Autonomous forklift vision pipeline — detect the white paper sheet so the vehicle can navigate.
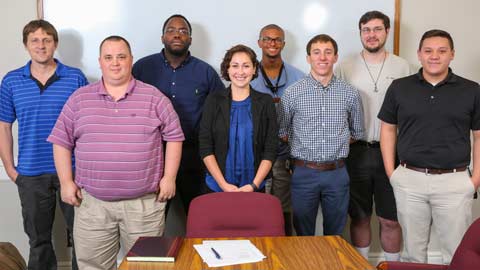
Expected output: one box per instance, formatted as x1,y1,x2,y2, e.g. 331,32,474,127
194,240,266,267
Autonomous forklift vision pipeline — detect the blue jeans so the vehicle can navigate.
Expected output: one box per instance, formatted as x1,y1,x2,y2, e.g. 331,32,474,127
291,165,349,236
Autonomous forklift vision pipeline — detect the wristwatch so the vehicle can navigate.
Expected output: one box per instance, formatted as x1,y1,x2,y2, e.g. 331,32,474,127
250,183,259,192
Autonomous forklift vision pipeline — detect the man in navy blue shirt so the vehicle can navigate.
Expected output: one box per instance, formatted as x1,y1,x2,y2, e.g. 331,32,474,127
132,14,224,216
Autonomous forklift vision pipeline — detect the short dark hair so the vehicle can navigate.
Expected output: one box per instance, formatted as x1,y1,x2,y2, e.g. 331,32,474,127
99,35,132,55
306,34,338,55
358,10,390,31
418,29,454,50
162,14,192,35
258,24,285,40
22,19,58,46
220,44,259,81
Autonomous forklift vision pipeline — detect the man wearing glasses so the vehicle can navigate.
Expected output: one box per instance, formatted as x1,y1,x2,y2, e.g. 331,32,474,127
251,24,304,236
133,14,224,218
335,11,410,261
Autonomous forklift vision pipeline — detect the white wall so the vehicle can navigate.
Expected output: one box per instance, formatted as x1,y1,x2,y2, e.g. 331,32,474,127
400,0,480,81
0,0,36,261
0,0,72,268
41,0,396,82
1,0,480,267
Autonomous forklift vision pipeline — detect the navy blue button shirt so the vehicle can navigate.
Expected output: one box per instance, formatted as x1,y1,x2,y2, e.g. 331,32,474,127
132,50,224,144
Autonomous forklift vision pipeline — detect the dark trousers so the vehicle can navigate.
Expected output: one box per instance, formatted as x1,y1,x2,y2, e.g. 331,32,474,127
291,165,349,236
346,143,398,220
166,145,204,217
16,174,77,270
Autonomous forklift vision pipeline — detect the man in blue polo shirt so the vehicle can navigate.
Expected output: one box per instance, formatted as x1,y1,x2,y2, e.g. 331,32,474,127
0,20,87,270
132,14,224,216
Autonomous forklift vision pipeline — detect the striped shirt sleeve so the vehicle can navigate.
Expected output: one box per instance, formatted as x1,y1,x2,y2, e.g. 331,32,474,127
47,93,78,149
0,75,16,123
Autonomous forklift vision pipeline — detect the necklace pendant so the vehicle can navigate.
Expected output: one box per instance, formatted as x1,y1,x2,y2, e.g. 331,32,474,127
374,85,378,92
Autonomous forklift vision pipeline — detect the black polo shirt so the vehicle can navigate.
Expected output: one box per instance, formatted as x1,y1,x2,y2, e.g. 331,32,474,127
378,68,480,168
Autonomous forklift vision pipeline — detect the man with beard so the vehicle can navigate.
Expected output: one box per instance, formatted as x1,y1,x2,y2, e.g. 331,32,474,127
335,11,410,261
132,14,224,217
250,24,304,235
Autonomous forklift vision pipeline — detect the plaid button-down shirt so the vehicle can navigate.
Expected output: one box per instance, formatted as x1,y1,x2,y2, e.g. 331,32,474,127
278,74,365,162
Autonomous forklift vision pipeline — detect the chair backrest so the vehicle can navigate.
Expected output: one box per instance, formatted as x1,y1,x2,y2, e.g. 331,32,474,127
186,192,285,238
0,242,26,270
449,217,480,270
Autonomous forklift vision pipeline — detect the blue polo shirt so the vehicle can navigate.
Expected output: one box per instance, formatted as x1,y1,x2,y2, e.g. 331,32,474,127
132,50,224,145
0,59,88,176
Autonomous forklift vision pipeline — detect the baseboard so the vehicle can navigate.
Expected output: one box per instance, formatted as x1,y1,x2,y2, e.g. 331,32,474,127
58,261,71,270
368,251,444,266
59,260,126,269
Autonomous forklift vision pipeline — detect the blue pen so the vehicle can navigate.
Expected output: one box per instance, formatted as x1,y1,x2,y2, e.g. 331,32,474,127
211,247,222,259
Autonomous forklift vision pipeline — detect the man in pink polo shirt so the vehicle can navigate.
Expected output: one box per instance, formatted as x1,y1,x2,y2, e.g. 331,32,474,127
48,35,184,269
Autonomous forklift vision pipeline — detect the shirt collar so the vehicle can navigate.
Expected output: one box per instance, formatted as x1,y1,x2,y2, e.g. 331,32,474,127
416,67,457,86
22,58,67,78
98,77,137,98
160,48,192,67
306,73,337,90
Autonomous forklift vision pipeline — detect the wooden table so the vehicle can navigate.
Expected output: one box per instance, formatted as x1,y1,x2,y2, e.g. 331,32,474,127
118,235,375,270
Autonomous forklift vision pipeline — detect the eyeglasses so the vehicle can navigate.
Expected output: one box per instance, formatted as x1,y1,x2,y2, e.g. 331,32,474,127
260,36,284,44
361,27,385,34
164,28,190,36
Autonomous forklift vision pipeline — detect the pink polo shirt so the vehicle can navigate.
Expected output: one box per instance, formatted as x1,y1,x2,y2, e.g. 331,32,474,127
48,78,184,201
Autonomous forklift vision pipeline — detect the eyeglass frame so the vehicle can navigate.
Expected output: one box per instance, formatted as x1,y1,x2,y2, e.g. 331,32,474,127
360,26,385,34
164,27,191,36
260,36,285,44
360,26,386,34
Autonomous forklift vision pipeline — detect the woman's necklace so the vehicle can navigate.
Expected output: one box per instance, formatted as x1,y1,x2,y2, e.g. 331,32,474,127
361,51,386,92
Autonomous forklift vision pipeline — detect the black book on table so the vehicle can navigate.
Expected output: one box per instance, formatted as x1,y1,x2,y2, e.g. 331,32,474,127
126,236,184,262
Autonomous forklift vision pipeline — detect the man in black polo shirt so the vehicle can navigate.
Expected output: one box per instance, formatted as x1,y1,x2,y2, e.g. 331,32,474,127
378,29,480,264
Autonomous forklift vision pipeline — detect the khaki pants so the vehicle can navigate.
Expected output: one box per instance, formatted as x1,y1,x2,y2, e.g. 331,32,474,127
390,165,474,263
74,192,166,270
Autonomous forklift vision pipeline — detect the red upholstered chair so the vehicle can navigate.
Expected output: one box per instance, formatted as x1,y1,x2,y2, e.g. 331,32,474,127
186,192,285,238
376,217,480,270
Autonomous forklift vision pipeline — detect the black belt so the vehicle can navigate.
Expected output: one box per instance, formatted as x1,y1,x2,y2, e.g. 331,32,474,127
354,140,380,148
294,159,345,171
400,161,468,175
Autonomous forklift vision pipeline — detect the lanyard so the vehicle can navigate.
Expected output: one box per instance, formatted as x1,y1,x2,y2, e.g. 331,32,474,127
259,62,285,95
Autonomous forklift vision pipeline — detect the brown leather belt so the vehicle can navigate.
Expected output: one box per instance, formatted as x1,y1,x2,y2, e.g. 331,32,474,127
400,161,467,175
294,159,345,171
